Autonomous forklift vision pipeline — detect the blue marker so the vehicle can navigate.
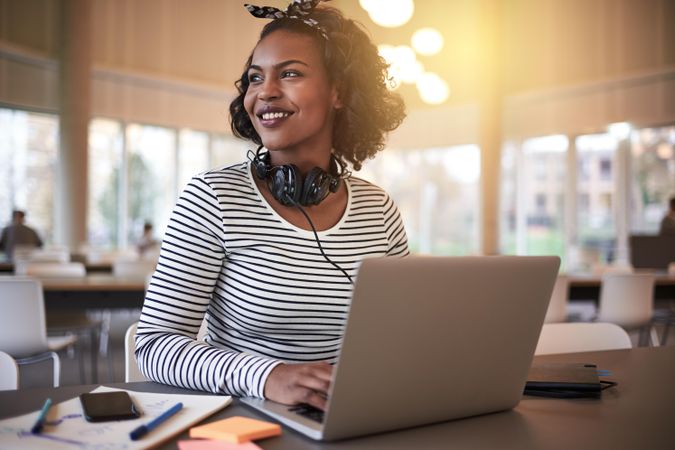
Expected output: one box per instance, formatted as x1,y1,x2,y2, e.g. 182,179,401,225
129,402,183,440
31,398,53,434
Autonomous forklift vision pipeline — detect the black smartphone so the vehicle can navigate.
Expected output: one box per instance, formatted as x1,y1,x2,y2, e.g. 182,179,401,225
79,391,141,422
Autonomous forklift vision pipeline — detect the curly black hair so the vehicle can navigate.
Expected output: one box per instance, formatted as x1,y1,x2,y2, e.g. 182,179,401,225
229,5,406,171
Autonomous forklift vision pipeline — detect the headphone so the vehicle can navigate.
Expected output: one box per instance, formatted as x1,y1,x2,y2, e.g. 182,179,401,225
251,146,347,207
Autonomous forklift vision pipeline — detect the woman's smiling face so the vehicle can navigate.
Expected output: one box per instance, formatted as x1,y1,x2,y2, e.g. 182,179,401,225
244,29,341,156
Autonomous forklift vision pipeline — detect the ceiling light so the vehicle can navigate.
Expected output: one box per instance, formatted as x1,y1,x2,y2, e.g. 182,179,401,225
657,143,673,160
363,0,414,28
416,72,450,105
411,28,444,56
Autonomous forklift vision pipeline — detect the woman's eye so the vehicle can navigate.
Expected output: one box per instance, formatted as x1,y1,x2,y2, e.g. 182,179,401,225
248,73,262,83
281,70,300,78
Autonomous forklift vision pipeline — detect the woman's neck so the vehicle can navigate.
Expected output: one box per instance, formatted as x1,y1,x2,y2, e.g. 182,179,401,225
267,146,333,175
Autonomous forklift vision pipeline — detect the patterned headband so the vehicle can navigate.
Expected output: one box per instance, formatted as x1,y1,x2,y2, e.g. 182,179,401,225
244,0,329,40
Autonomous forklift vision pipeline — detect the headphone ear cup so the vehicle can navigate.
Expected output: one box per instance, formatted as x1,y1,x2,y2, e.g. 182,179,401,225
269,165,302,206
300,167,330,206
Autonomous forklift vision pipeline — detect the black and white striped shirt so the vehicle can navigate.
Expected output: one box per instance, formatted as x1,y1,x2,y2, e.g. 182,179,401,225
136,161,409,397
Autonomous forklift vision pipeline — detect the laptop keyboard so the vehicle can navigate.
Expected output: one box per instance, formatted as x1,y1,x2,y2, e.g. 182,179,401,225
288,404,325,423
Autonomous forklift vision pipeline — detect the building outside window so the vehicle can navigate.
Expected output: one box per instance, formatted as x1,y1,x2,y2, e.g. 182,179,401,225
499,141,518,255
575,133,617,266
521,135,567,260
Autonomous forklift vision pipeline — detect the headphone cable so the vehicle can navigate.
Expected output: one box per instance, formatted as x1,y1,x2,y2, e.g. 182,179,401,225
288,196,354,285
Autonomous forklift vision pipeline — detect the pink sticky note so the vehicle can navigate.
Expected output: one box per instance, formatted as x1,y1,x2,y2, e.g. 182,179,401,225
178,440,262,450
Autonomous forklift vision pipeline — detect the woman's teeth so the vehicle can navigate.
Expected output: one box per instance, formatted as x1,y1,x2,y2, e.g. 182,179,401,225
261,112,290,120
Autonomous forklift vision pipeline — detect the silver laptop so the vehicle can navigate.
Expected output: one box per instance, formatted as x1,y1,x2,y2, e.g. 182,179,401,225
241,255,560,441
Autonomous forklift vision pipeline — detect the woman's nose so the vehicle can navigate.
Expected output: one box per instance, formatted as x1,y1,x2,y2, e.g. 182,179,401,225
258,77,282,101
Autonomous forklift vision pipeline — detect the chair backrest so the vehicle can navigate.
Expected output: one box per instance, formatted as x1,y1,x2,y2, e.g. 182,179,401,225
125,320,209,382
544,275,568,323
535,322,632,355
591,263,633,276
113,260,157,279
16,262,86,278
597,273,656,329
0,279,50,357
125,322,147,382
0,350,19,390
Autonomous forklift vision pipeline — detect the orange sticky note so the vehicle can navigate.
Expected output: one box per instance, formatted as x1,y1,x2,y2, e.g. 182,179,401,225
189,416,281,443
178,440,262,450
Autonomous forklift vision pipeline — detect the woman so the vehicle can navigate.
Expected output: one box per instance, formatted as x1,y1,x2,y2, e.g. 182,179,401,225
135,0,407,411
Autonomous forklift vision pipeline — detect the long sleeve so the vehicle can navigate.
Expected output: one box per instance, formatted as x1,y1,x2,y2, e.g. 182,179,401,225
135,175,281,397
382,193,409,256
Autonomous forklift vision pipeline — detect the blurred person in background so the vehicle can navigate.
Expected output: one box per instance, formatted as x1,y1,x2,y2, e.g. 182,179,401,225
0,209,43,262
136,222,160,256
659,197,675,236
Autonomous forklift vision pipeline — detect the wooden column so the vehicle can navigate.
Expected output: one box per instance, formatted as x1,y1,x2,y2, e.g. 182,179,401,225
478,0,503,255
56,0,92,252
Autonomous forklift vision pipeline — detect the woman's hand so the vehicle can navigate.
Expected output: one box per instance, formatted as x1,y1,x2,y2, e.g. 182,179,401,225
263,362,333,410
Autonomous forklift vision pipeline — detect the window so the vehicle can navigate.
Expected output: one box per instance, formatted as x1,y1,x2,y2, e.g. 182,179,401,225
499,142,518,254
0,108,58,244
521,135,567,259
361,145,481,255
500,124,675,272
211,134,249,168
126,124,177,246
88,119,123,248
630,125,675,234
575,133,617,265
88,119,250,248
178,129,209,191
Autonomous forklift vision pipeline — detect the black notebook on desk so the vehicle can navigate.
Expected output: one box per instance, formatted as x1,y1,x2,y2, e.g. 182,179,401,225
525,363,604,398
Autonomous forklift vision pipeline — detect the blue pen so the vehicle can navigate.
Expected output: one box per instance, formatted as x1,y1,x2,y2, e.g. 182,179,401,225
31,398,53,434
129,402,183,440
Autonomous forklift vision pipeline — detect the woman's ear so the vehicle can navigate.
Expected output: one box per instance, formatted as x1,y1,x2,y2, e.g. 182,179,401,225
331,83,343,110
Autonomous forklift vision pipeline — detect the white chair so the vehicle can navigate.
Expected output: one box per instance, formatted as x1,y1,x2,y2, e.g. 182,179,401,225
124,322,146,382
591,263,633,276
0,351,19,390
14,261,109,382
544,275,569,323
15,262,86,277
597,273,658,346
125,320,209,382
0,279,77,387
13,246,70,264
535,322,632,355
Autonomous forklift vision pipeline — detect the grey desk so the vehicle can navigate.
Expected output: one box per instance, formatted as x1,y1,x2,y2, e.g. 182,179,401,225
1,346,673,449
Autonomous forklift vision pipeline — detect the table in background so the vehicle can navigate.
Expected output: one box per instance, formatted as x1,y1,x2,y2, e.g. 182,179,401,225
40,275,146,310
1,346,673,450
0,262,113,274
568,272,675,302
